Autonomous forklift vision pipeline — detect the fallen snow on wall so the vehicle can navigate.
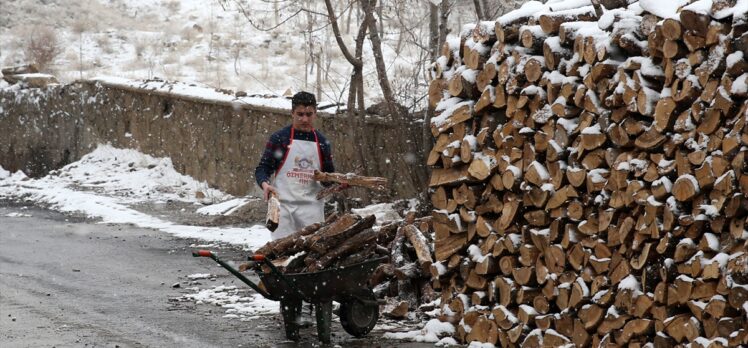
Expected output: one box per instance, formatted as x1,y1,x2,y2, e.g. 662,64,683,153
92,76,340,113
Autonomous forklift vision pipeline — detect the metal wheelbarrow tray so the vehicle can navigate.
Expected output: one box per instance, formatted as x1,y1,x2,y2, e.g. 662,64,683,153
193,250,386,344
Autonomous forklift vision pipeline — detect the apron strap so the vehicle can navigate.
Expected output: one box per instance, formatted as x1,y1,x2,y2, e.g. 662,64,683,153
276,127,295,175
276,127,323,176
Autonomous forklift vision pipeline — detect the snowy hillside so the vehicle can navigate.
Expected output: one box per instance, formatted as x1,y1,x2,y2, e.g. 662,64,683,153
0,0,504,110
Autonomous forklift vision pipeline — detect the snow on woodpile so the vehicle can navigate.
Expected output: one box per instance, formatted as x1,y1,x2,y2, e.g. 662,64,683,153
419,0,748,346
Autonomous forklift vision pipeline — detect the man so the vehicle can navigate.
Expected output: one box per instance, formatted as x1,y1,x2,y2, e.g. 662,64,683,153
255,91,334,240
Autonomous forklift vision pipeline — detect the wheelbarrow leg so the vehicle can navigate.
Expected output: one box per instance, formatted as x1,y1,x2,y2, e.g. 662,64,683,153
280,299,302,341
315,301,333,344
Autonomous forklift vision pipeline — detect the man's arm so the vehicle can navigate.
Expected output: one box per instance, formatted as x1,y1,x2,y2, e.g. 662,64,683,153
317,134,336,188
255,133,284,199
318,134,335,173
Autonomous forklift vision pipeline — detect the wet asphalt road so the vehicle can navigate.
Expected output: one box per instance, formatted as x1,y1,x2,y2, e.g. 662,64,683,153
0,203,435,348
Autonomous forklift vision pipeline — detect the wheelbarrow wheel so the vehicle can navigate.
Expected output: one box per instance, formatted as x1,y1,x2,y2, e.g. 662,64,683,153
339,291,378,337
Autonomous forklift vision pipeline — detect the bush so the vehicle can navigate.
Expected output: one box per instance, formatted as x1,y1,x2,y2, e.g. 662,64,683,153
23,26,62,71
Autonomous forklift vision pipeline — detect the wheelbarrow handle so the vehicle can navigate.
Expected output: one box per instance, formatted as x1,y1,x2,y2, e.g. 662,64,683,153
190,250,275,300
192,250,215,259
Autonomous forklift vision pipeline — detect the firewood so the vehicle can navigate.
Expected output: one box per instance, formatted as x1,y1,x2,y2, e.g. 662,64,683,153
435,232,467,262
432,102,474,136
476,62,497,92
313,170,387,190
307,214,375,254
429,166,475,187
465,315,498,344
307,228,378,272
384,300,410,319
539,7,598,35
664,314,701,342
265,192,280,231
337,244,376,267
403,224,434,274
427,1,748,344
429,78,447,108
256,214,340,257
520,25,548,53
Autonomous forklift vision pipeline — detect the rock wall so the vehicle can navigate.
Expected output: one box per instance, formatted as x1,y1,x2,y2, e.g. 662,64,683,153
0,81,428,201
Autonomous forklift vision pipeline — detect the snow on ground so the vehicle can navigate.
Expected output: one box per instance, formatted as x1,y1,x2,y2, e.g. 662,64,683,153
5,211,32,217
383,318,456,344
0,143,271,250
178,285,280,319
196,197,255,216
42,144,229,204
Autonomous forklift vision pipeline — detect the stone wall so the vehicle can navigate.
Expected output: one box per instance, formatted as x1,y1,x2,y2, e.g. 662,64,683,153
0,81,428,201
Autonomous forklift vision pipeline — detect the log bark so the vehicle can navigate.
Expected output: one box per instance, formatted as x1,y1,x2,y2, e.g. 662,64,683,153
313,170,387,190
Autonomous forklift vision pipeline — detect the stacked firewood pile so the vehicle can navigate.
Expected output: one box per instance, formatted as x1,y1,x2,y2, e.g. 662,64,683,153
427,0,747,346
254,212,438,316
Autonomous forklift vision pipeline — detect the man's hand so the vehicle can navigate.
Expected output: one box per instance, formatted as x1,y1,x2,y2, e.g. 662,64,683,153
261,182,278,201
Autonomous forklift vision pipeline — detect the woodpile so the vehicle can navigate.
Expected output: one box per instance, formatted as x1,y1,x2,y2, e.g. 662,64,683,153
427,0,748,346
253,211,437,317
255,213,382,273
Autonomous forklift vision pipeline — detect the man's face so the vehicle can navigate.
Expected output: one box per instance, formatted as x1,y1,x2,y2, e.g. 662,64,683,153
292,105,317,132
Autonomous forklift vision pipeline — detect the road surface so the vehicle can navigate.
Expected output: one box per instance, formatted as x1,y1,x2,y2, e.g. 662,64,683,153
0,202,432,347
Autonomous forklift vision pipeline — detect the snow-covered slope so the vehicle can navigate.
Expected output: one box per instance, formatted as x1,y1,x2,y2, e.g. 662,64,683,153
0,0,494,110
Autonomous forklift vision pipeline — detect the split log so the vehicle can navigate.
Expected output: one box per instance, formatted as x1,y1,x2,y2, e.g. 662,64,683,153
313,170,387,190
539,7,598,35
307,215,376,254
266,192,280,231
307,228,378,272
403,224,434,274
256,213,341,257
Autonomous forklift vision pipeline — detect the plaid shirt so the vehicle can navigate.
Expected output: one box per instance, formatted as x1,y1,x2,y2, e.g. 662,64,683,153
254,125,335,187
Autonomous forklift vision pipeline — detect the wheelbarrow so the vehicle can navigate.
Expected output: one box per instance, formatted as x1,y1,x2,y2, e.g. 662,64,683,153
192,250,386,344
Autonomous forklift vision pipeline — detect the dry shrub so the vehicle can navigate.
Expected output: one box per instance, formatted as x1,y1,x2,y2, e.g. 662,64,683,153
97,34,115,54
162,0,181,15
134,38,148,58
23,25,62,71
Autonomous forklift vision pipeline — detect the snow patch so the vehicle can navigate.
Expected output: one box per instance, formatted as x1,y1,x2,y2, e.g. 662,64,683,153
384,319,455,343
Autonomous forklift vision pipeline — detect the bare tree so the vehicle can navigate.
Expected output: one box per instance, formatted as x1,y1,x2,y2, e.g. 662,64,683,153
361,0,428,189
72,18,89,79
473,0,488,20
23,26,62,72
229,16,246,75
323,0,368,114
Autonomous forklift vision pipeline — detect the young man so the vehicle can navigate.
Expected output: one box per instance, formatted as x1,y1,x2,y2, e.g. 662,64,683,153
255,91,335,240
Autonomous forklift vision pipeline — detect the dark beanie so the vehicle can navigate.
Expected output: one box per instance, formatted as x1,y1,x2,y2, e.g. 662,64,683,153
292,91,317,109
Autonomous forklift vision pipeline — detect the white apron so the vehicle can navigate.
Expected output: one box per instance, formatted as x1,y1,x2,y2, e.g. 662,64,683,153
271,127,325,240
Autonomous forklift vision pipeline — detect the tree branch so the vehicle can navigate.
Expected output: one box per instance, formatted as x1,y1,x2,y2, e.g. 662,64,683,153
362,0,399,118
324,0,363,68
